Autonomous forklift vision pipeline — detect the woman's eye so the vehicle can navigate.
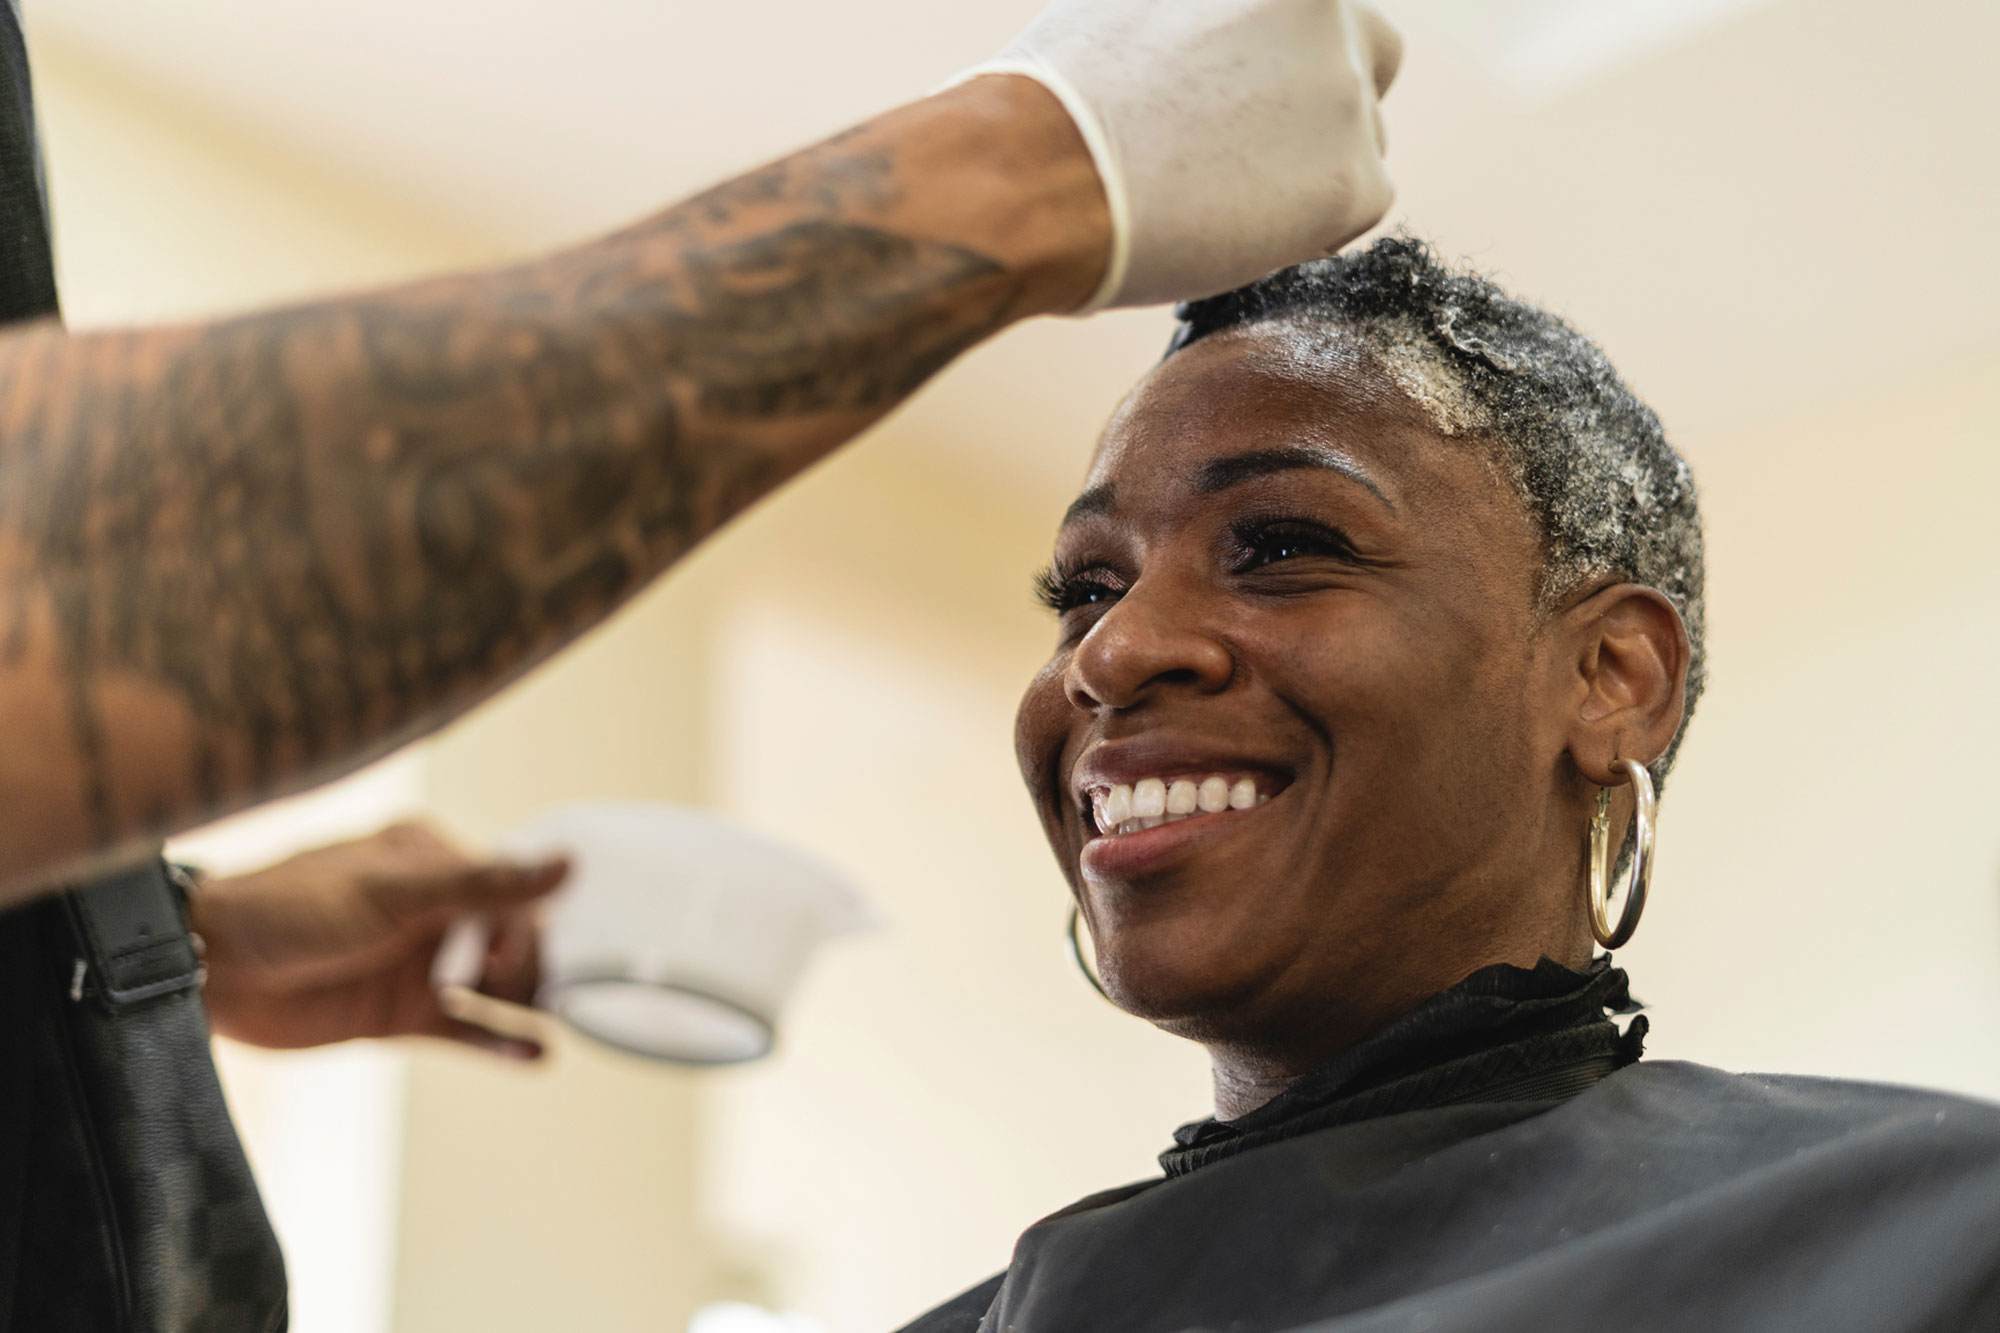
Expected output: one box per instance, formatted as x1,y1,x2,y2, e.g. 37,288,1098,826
1034,564,1125,615
1231,518,1364,572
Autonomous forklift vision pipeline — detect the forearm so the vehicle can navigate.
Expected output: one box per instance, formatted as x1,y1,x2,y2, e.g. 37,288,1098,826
0,75,1105,899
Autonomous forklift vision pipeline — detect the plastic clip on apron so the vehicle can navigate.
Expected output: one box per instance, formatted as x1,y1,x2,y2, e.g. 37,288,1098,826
0,6,289,1328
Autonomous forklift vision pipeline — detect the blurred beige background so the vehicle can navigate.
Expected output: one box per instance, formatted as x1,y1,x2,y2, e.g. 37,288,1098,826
18,0,2000,1328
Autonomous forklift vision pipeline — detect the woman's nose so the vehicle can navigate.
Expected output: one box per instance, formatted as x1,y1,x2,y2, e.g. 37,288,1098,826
1064,580,1234,711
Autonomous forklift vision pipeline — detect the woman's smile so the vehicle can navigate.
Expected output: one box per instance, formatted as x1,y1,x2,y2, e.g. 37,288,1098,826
1074,735,1290,827
1076,768,1285,879
1088,773,1270,836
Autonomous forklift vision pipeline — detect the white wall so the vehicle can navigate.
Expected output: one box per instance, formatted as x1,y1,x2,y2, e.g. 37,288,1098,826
1631,348,2000,1095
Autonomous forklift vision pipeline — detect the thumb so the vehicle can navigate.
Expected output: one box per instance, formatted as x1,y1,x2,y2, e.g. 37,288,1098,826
434,975,550,1061
428,1011,546,1062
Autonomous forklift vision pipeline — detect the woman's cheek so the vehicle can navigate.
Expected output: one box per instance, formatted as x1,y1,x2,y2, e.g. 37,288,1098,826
1013,654,1075,806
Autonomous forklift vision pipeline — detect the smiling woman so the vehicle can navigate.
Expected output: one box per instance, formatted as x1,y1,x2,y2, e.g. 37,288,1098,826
1018,236,1702,1101
897,238,2000,1333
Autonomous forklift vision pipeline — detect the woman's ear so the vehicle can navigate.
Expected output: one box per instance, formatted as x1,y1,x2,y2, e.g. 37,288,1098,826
1560,583,1691,784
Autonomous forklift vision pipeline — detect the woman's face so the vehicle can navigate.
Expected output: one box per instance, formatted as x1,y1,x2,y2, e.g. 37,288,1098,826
1015,322,1603,1059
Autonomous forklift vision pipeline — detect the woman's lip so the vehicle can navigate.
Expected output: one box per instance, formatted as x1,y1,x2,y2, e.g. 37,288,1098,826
1078,796,1276,881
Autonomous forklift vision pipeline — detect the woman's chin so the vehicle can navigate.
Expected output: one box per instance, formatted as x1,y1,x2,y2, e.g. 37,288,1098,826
1096,942,1273,1030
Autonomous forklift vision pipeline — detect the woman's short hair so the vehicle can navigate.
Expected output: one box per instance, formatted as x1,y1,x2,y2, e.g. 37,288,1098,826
1168,236,1706,783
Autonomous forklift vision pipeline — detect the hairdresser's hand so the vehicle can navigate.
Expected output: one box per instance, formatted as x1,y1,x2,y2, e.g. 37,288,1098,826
961,0,1402,310
192,822,567,1059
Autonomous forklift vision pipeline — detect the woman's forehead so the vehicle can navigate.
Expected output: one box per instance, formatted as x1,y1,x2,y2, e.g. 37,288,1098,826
1064,324,1546,579
1084,325,1450,498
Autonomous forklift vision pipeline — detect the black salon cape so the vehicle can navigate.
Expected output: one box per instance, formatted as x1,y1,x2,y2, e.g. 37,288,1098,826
900,962,2000,1332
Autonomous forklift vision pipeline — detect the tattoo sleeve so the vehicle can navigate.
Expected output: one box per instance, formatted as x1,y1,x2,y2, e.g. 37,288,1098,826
0,76,1105,893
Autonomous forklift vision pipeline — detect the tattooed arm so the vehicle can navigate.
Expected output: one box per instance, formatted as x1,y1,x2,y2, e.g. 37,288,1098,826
0,75,1107,901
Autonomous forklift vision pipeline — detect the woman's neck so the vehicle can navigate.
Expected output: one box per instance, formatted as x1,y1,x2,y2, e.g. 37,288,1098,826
1202,995,1416,1121
1202,933,1599,1122
1210,1052,1314,1121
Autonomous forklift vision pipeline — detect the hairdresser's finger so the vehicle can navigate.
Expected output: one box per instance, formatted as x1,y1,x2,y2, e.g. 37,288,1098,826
478,907,543,1008
376,853,570,924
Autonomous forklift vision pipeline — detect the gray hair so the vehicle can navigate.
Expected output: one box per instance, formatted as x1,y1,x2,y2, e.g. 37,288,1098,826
1168,236,1706,783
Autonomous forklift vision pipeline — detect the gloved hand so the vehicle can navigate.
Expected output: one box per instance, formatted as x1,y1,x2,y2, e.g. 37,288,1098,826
957,0,1402,312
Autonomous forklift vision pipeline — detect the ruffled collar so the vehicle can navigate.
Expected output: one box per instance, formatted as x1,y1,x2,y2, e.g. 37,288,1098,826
1160,956,1645,1178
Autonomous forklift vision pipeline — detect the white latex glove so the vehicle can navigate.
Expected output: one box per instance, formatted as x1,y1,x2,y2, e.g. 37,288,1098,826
957,0,1402,312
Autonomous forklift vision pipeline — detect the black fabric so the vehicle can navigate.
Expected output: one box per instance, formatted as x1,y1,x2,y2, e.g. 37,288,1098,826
896,961,2000,1333
0,0,54,325
908,1273,1008,1333
1163,955,1643,1177
2,867,290,1333
1,903,126,1333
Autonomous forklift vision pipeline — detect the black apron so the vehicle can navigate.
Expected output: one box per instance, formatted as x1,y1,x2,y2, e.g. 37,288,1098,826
0,8,288,1328
898,960,2000,1332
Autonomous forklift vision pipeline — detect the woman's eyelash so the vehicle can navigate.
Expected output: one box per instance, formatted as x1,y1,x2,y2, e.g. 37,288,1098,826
1228,517,1368,569
1034,561,1125,614
1035,519,1364,614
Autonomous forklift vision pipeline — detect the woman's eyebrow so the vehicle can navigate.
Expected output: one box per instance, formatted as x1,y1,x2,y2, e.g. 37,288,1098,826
1198,445,1396,514
1058,445,1392,531
1061,484,1117,529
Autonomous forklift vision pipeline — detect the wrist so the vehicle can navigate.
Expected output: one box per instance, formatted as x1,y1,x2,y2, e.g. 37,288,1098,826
909,74,1111,318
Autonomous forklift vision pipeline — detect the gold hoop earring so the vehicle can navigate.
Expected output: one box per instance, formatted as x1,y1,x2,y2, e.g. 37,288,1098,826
1066,904,1111,1000
1588,756,1656,950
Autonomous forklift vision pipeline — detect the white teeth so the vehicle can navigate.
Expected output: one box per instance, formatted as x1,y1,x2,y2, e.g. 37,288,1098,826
1197,776,1230,813
1089,772,1279,837
1100,785,1132,835
1132,778,1167,818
